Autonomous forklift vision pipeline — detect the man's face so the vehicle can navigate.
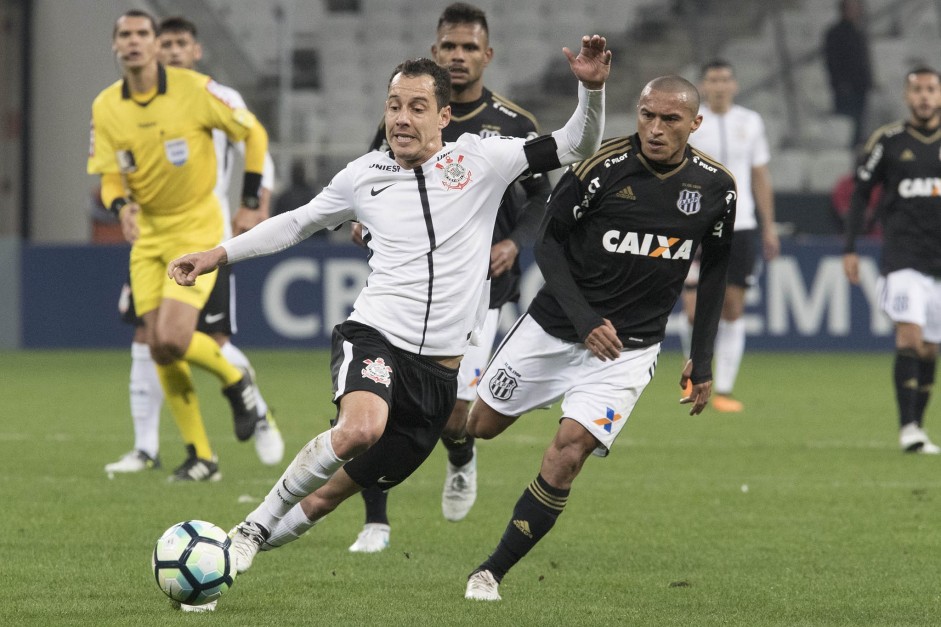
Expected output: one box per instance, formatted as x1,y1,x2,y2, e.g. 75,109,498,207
905,72,941,125
636,88,702,164
431,22,492,95
384,73,450,168
700,67,737,112
158,30,202,69
112,15,158,71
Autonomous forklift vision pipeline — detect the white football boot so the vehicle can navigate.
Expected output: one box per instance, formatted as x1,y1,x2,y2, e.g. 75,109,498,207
442,447,477,521
465,570,501,601
348,523,390,553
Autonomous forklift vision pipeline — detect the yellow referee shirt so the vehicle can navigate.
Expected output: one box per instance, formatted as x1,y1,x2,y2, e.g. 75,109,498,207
87,64,260,217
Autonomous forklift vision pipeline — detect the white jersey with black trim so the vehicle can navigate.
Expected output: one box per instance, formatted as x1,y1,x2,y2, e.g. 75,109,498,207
692,104,769,231
209,81,275,239
225,133,532,356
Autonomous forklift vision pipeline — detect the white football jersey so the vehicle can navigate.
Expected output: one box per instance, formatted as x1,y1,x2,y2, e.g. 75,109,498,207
692,104,770,231
225,133,532,356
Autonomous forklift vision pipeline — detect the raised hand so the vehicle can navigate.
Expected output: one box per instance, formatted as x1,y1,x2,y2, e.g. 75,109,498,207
563,34,612,90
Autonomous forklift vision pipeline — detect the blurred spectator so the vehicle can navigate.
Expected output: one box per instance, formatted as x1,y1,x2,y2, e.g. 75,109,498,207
824,0,873,150
274,160,318,217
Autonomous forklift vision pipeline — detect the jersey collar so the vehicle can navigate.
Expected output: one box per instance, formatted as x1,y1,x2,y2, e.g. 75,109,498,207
121,63,168,103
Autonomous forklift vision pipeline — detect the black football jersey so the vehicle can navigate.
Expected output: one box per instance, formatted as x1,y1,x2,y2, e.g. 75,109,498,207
846,121,941,276
529,134,736,382
369,87,551,307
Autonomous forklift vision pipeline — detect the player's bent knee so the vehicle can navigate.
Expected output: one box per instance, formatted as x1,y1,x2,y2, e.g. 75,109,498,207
467,399,515,440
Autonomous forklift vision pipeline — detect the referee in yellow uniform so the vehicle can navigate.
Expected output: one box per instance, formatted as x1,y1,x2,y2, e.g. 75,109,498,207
88,9,270,481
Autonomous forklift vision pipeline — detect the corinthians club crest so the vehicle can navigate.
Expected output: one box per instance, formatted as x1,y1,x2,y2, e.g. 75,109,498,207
436,154,472,190
676,189,702,215
361,357,392,387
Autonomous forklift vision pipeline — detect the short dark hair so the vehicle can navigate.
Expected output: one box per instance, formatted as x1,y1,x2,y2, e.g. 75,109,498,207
906,66,941,84
388,58,452,109
700,59,734,78
437,2,488,35
159,16,198,39
113,9,158,39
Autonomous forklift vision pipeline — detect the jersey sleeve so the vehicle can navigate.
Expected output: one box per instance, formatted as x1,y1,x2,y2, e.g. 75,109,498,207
533,166,606,340
689,184,737,383
86,101,117,175
202,78,258,144
845,128,888,252
751,113,771,168
223,165,356,264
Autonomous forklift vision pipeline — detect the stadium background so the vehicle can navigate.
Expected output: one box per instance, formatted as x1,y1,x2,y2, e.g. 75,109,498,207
2,0,940,349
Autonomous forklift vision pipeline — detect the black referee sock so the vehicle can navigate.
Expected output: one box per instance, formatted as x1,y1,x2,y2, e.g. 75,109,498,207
915,358,937,428
895,349,921,428
442,434,475,467
479,474,569,582
361,485,390,525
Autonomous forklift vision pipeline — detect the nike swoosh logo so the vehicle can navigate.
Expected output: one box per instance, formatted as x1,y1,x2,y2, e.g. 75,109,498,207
377,476,396,485
370,184,394,196
204,312,226,324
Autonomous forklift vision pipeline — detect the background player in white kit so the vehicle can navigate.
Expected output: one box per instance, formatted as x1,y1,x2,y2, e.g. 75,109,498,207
680,59,779,412
167,37,610,593
104,16,283,477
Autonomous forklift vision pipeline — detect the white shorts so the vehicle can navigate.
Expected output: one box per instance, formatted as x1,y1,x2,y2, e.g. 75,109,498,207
477,314,660,456
878,269,941,343
457,307,501,402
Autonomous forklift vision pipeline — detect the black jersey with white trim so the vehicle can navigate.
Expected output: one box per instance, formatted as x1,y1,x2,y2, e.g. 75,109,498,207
529,134,736,380
370,87,551,308
845,121,941,276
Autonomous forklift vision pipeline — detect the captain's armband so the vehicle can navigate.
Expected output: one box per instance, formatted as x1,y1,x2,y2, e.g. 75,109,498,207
524,135,562,174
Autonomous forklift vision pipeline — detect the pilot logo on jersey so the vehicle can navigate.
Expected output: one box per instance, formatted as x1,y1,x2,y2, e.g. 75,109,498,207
436,154,472,190
676,189,702,215
361,357,393,387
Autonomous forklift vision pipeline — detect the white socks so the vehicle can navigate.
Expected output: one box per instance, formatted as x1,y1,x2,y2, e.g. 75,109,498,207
220,341,269,415
264,504,321,549
130,342,162,458
676,315,692,359
713,318,745,395
248,430,346,530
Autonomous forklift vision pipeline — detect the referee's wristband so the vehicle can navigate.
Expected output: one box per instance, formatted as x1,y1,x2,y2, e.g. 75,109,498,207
241,172,263,209
109,198,128,217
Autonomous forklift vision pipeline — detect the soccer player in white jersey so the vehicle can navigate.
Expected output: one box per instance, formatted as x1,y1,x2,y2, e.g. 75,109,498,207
167,37,611,587
680,59,779,412
104,16,283,480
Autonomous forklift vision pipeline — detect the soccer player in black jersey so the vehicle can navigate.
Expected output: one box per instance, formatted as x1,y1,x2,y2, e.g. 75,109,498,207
463,75,736,601
349,2,553,553
844,67,941,454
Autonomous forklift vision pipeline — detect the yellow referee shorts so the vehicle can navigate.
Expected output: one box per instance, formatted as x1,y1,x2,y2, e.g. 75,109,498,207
130,197,224,316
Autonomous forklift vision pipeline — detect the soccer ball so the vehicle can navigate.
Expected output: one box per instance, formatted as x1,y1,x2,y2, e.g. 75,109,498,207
152,520,236,606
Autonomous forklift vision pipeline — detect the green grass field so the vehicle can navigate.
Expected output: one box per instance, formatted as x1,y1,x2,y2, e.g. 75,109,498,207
2,349,940,626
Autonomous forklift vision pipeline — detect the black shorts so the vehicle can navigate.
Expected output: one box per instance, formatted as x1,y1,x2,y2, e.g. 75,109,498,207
119,265,235,336
727,229,758,289
331,320,458,491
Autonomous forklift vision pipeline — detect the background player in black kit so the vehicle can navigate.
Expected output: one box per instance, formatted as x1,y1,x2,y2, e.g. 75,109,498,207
463,75,736,601
844,67,941,454
348,2,554,552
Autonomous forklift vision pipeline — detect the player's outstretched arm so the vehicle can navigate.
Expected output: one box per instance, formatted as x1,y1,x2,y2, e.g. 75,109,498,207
562,34,612,90
168,246,228,287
